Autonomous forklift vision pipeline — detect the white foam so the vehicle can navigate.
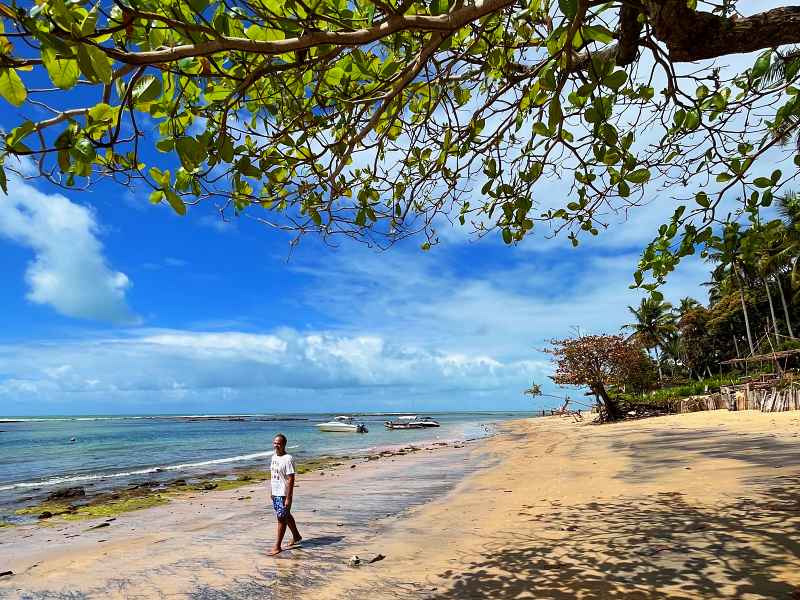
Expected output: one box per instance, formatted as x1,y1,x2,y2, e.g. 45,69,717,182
0,450,276,492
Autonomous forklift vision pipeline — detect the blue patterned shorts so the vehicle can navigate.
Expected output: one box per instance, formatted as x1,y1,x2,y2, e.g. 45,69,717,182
271,495,289,519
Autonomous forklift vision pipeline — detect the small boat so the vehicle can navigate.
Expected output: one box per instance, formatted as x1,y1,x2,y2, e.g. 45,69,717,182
385,415,440,429
316,416,368,433
411,416,440,428
384,421,425,430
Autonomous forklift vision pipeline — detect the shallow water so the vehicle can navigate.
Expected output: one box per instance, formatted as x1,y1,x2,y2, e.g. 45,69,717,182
0,440,490,599
0,412,525,516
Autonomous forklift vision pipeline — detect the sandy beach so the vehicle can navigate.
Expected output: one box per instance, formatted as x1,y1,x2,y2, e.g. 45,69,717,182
1,411,799,599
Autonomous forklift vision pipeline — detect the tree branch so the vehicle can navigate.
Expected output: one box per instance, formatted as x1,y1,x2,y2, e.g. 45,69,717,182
645,2,800,62
99,0,515,65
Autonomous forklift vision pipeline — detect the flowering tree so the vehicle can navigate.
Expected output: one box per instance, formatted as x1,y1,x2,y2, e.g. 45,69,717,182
545,334,647,421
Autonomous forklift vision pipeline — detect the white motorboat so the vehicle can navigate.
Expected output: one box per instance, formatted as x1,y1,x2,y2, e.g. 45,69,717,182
384,414,439,429
411,416,440,428
316,416,368,433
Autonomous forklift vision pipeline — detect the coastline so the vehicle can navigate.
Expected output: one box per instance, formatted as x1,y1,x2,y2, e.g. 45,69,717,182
0,435,486,599
311,410,800,599
2,410,798,599
0,413,502,523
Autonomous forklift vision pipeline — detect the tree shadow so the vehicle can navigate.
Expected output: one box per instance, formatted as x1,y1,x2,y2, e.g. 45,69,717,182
430,476,800,599
607,427,800,484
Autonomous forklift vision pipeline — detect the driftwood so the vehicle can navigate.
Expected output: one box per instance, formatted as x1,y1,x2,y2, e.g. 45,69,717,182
549,398,584,422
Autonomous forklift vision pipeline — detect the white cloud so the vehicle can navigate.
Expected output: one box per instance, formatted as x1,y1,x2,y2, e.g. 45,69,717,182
0,328,544,414
0,174,137,324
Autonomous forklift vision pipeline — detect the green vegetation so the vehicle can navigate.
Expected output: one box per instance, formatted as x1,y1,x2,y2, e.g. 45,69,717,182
0,0,798,286
543,196,800,420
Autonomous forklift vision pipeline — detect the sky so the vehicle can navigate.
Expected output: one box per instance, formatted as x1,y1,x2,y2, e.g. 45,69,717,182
0,2,785,416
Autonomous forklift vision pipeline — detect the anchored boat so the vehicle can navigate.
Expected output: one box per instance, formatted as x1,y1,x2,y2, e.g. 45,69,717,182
384,415,440,430
316,415,368,433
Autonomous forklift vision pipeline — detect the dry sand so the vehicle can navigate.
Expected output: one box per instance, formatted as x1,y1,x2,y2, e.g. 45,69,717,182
1,411,798,599
314,410,800,599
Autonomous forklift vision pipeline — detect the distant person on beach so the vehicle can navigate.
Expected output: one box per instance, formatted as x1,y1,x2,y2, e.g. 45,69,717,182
269,433,302,555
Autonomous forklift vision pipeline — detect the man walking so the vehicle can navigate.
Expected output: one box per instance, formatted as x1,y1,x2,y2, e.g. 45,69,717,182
269,433,302,556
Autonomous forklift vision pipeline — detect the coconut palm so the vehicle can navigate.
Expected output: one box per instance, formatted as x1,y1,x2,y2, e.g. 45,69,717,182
705,222,756,355
676,297,701,319
624,297,676,381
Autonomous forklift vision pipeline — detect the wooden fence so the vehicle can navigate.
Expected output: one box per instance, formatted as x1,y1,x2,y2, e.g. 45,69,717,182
720,385,800,412
674,385,800,413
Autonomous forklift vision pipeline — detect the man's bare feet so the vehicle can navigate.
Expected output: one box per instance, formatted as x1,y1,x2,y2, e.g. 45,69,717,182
287,536,303,547
268,547,282,556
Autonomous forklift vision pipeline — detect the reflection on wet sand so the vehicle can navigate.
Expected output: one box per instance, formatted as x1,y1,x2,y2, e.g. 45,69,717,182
0,442,483,599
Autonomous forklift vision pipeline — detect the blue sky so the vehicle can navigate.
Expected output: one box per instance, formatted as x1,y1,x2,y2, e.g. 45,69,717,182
0,156,712,416
0,3,784,416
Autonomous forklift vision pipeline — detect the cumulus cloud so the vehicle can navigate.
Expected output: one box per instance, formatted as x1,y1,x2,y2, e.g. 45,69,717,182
0,328,545,414
0,174,137,324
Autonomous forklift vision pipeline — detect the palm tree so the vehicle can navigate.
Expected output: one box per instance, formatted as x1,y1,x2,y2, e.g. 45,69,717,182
706,222,756,355
743,222,783,345
676,297,701,319
624,297,676,381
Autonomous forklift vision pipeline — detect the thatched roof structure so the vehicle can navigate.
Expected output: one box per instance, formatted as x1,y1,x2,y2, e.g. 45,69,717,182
719,348,800,365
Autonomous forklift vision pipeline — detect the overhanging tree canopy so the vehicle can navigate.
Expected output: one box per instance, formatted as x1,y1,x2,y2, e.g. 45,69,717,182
0,0,799,286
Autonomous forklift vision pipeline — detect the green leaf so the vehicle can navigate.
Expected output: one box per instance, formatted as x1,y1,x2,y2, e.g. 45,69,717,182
558,0,577,19
7,120,35,149
325,67,344,86
132,75,162,104
42,49,79,90
751,50,772,78
753,177,772,188
88,103,114,123
164,190,187,215
175,137,205,170
0,68,26,106
625,168,650,184
602,70,627,90
245,25,284,41
431,0,448,15
582,25,614,44
695,191,710,208
548,97,562,131
80,4,98,36
502,228,512,244
683,109,700,130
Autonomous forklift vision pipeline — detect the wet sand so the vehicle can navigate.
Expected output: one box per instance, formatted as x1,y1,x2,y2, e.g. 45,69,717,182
0,441,480,599
2,411,799,599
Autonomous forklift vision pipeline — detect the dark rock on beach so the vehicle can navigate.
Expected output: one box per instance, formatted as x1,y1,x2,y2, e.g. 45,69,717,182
38,511,53,520
0,571,13,578
46,487,85,501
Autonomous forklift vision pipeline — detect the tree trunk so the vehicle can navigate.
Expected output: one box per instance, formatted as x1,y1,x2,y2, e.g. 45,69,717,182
763,276,781,345
593,384,621,422
654,346,664,381
643,3,800,62
775,273,796,338
734,265,756,355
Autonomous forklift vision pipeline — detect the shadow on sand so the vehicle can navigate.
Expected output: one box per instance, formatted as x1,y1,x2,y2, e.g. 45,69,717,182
432,476,800,599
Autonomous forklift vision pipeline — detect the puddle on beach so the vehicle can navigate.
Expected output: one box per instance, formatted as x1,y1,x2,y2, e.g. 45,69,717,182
0,444,487,599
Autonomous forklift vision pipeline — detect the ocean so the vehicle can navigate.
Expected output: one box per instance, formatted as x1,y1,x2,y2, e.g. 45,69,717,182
0,412,527,521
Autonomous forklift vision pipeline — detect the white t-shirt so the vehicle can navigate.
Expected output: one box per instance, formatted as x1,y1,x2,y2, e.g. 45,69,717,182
270,453,296,496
